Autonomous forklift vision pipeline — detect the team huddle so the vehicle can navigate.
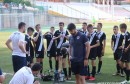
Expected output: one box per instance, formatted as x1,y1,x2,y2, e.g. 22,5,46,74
0,22,129,84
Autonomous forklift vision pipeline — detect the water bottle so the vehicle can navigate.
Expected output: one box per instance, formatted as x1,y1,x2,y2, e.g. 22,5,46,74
59,71,64,82
54,70,59,82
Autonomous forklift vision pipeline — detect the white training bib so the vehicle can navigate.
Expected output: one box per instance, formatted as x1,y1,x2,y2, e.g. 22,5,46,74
38,33,43,51
89,32,96,44
57,30,67,49
97,31,104,39
114,33,121,53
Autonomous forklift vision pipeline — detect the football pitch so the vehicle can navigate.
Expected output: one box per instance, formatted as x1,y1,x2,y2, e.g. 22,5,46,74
0,22,130,84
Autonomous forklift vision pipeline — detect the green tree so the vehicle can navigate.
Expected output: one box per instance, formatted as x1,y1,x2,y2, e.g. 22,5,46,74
4,0,11,3
21,1,32,6
4,0,31,6
12,0,23,4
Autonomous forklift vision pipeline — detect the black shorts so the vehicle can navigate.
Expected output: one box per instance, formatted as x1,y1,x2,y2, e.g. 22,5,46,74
30,51,34,58
12,55,27,72
88,49,97,60
71,61,87,76
114,50,122,60
35,51,44,58
62,54,68,58
47,51,56,57
56,48,62,56
121,50,130,62
97,46,103,57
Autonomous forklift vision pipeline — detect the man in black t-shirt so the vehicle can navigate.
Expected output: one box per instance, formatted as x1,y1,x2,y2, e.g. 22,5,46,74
120,23,130,84
54,22,69,72
86,24,100,81
96,23,106,74
111,26,124,77
33,24,44,75
25,27,34,67
44,27,56,71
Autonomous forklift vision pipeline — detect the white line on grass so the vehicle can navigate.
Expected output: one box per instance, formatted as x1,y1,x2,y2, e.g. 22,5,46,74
3,72,13,76
66,80,76,83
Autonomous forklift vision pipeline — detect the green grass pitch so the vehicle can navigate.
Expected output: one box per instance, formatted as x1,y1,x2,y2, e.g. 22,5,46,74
0,22,130,84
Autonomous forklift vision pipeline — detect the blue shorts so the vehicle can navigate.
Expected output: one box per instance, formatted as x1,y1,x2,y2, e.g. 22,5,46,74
0,68,2,75
12,55,27,72
71,61,87,76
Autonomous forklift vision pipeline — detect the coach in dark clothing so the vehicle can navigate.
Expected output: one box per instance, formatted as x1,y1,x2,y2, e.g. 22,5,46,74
68,23,90,84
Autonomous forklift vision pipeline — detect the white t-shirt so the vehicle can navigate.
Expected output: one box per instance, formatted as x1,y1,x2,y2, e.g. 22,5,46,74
9,31,26,57
9,67,34,84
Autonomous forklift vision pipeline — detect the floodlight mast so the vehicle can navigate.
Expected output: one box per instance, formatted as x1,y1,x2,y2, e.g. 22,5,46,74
111,0,114,20
112,0,115,20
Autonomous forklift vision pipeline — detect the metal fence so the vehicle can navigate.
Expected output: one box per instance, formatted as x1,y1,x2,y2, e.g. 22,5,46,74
0,7,88,30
